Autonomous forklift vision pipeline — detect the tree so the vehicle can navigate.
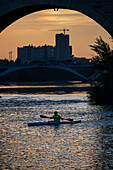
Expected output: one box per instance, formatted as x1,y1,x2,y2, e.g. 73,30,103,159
15,58,22,65
88,36,113,104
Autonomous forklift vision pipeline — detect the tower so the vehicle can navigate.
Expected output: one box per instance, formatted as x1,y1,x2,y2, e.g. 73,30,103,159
55,33,70,61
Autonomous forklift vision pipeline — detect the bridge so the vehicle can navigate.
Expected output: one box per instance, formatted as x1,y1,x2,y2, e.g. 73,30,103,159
88,70,108,83
0,65,88,81
0,0,113,36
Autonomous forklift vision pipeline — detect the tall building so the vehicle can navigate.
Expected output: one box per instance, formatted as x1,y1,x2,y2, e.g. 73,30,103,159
17,33,74,64
55,33,73,61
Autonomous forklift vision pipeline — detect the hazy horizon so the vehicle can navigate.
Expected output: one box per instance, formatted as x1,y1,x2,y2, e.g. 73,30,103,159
0,9,112,61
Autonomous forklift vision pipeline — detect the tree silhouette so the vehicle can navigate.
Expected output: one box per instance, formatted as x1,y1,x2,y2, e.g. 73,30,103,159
88,36,113,104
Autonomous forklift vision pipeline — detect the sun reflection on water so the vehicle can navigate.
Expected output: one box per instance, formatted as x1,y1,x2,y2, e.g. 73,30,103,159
0,94,113,169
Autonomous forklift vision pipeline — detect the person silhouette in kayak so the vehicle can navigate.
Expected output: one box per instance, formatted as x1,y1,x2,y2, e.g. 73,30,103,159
50,111,63,122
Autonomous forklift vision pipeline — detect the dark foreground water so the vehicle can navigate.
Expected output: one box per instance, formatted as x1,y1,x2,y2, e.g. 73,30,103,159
0,92,113,169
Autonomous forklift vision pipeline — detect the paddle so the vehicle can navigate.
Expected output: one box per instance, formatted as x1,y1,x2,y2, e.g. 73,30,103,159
40,115,50,118
40,115,73,121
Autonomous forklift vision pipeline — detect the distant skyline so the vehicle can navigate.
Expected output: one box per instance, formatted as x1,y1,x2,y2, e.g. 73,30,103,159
0,9,112,61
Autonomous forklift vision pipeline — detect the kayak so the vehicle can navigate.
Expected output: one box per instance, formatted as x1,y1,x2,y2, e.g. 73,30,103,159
28,120,81,126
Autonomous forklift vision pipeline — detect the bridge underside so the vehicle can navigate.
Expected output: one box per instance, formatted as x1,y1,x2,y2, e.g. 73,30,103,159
0,0,113,36
0,4,57,33
0,67,86,82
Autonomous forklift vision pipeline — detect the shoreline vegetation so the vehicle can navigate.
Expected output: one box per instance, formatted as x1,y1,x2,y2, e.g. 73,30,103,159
87,36,113,105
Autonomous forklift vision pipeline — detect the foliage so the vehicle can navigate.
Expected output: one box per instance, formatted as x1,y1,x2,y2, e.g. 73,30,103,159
0,58,9,65
15,58,22,65
88,36,113,104
0,58,22,65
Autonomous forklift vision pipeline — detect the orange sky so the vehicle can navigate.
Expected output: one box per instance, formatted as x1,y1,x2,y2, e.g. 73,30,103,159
0,9,112,60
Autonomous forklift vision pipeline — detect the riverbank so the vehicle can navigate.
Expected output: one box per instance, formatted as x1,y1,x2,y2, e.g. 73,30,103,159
0,81,91,95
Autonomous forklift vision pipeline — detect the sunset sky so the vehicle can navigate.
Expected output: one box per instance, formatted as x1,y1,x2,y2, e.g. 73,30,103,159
0,9,112,61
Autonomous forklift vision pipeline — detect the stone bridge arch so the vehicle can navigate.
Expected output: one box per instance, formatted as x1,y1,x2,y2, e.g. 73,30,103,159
0,0,113,36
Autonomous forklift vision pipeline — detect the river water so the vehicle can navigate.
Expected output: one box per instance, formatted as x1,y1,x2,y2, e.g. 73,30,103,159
0,83,113,169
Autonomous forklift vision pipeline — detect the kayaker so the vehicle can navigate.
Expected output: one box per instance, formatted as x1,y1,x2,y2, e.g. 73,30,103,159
50,111,63,122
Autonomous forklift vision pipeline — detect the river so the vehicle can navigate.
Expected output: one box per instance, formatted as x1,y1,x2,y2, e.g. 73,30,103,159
0,82,113,169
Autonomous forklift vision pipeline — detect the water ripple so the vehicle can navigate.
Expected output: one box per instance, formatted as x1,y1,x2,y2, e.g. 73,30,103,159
0,94,113,169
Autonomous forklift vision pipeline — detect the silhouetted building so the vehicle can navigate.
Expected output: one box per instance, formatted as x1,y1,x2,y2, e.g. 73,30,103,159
17,45,55,64
75,57,90,64
17,33,74,64
55,33,73,61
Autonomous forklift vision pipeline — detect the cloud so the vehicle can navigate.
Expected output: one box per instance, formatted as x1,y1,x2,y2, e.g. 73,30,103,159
9,9,96,31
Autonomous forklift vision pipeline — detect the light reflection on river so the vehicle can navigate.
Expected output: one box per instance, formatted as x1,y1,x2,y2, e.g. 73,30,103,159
0,93,113,169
